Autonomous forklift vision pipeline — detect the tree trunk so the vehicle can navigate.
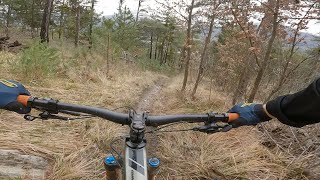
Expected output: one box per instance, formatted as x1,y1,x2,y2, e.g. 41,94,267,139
40,0,53,43
31,0,35,38
106,33,110,74
22,3,28,33
160,38,166,64
232,66,250,104
154,36,158,60
181,0,195,92
149,32,153,59
58,0,65,39
135,0,142,22
209,74,213,101
5,4,11,38
163,43,169,65
168,44,175,65
75,4,81,47
191,15,215,97
178,46,186,69
247,0,280,102
88,0,95,48
49,0,54,39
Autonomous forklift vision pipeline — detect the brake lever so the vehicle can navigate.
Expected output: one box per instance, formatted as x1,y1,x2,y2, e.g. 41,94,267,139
41,113,71,120
24,114,38,121
24,111,71,121
193,123,232,134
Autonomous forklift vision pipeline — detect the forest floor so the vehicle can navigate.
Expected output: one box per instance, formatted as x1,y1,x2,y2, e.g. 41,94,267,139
0,48,319,179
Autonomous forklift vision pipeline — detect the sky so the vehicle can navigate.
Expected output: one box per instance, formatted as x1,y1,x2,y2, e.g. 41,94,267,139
96,0,142,16
96,0,320,36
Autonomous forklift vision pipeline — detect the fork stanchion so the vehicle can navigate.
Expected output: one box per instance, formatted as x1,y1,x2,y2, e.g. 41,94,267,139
104,155,121,180
148,157,160,180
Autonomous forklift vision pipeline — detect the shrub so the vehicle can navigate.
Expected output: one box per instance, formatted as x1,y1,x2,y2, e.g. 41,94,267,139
14,42,60,80
136,56,176,75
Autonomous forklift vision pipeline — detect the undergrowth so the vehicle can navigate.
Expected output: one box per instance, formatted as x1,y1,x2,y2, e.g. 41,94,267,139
12,42,60,80
137,57,176,75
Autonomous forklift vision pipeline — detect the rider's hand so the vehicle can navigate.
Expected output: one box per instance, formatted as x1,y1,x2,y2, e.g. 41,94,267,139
227,103,272,128
0,79,31,114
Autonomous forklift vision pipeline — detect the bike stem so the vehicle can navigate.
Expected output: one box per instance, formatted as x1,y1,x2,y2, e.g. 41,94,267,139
128,110,147,146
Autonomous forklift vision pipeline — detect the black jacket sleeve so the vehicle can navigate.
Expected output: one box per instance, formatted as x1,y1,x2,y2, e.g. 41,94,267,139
266,78,320,127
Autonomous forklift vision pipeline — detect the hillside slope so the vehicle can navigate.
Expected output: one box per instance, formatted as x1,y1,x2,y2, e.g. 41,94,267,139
0,50,319,179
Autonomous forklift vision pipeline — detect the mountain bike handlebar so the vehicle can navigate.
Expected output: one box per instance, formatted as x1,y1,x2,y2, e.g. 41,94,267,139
17,95,240,126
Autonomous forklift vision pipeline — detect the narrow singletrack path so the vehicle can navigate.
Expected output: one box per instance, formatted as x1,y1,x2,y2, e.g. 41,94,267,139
135,78,168,112
134,77,169,157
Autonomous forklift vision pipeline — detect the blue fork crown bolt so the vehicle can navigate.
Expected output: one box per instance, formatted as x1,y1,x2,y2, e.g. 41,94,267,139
105,156,116,165
104,155,120,171
148,157,160,167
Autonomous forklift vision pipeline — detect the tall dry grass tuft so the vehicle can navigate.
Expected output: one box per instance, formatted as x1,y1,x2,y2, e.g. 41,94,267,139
48,143,102,180
0,52,17,79
157,127,299,179
83,120,127,151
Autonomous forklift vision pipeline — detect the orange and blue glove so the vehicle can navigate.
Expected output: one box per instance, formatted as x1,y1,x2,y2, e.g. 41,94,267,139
227,103,272,128
0,79,31,114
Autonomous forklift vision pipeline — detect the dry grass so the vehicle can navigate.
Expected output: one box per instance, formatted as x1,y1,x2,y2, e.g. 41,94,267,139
147,75,314,180
0,49,317,180
156,129,292,179
149,75,230,115
0,51,162,179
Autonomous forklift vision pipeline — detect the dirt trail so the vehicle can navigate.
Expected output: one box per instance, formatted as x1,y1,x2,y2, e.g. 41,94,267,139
135,78,168,112
134,77,169,157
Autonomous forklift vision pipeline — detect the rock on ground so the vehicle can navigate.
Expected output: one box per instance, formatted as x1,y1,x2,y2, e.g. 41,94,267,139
0,149,48,179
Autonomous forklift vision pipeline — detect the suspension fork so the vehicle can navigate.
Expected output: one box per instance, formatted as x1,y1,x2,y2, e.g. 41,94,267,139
105,111,160,180
104,155,121,180
148,157,160,180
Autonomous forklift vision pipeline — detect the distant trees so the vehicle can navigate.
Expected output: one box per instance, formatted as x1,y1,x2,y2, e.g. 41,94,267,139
113,0,137,50
0,0,100,46
0,0,43,37
88,0,96,48
191,0,224,97
57,0,66,39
